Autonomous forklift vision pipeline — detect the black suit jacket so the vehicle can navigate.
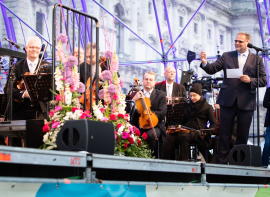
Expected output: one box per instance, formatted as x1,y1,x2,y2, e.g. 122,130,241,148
130,89,167,142
6,59,50,119
155,80,187,103
200,50,267,110
263,87,270,127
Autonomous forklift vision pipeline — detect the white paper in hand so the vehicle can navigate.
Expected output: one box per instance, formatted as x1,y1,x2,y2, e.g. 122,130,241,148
226,68,243,78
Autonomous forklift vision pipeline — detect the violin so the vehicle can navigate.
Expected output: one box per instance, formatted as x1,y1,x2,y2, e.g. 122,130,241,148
134,78,158,140
80,57,105,110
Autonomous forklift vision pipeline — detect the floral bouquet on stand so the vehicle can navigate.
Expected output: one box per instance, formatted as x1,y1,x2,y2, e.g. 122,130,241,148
92,50,152,158
42,34,91,150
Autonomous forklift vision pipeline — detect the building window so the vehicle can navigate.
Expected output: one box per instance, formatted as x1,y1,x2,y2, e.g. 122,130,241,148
148,2,152,14
179,16,183,27
36,12,43,35
207,29,211,39
220,34,224,45
194,23,198,34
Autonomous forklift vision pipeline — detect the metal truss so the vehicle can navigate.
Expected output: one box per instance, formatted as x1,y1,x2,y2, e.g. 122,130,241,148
1,0,270,84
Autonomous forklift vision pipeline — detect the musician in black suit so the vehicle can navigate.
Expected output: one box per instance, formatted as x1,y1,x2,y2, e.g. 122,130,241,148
6,36,50,121
200,32,267,164
155,65,187,103
130,71,167,153
162,83,217,161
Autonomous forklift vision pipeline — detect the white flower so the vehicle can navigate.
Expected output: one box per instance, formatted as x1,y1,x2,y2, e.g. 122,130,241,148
43,132,49,143
64,83,72,105
118,125,124,134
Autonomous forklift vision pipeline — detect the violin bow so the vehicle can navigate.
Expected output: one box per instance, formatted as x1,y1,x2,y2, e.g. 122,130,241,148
34,42,48,74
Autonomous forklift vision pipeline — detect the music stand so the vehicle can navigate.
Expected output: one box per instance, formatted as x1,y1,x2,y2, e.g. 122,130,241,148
166,103,187,127
23,73,52,104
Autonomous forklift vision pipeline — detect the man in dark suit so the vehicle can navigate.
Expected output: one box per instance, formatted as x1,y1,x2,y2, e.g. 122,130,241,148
6,36,50,120
200,32,267,164
130,71,167,153
155,65,187,103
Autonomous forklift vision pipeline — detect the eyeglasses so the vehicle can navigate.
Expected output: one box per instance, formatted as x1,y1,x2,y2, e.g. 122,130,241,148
234,40,247,44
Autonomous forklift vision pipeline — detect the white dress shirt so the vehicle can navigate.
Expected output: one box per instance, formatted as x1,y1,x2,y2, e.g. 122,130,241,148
26,58,39,73
143,88,154,99
166,81,173,97
238,50,249,69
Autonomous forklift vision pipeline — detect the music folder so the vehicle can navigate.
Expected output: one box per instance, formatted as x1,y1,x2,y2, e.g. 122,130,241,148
23,73,52,104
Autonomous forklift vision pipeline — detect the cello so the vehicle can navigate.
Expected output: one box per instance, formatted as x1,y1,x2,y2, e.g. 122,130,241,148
134,78,158,140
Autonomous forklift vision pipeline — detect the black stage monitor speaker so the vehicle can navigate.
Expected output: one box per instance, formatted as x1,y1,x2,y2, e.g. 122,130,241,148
56,120,115,155
228,145,261,167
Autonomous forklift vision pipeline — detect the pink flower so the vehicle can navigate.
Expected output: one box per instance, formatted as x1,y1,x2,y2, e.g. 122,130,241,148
109,114,116,121
117,123,122,130
111,59,119,72
115,131,118,139
107,84,117,94
70,86,75,92
77,82,85,93
117,102,121,105
52,122,60,129
119,78,125,88
54,106,63,112
55,95,62,101
100,70,112,81
98,89,104,100
122,132,128,139
57,33,68,44
60,78,66,81
49,111,54,117
128,137,134,145
100,108,105,113
100,117,109,121
113,94,118,100
80,113,86,119
72,108,79,113
42,124,50,132
104,50,114,59
66,56,78,67
137,139,141,146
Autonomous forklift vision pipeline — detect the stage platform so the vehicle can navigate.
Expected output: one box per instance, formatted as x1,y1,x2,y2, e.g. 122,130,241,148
0,145,269,186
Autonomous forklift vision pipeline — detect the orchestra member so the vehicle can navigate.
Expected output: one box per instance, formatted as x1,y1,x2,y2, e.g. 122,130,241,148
130,71,167,155
6,36,49,120
74,47,84,64
5,36,50,146
79,43,102,85
200,32,267,164
262,87,270,167
155,65,187,103
163,83,217,161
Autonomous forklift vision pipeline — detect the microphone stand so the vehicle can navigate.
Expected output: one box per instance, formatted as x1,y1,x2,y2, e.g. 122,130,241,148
6,56,14,120
255,49,260,146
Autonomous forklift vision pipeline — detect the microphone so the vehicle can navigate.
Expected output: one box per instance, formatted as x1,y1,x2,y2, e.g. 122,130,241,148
247,43,264,52
3,38,20,49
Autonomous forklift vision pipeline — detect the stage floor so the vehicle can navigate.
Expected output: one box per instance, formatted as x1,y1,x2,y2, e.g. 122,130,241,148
0,145,269,185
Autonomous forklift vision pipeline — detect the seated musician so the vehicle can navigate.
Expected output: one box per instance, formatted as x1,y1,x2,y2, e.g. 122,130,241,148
74,47,84,64
155,65,187,103
163,83,217,161
79,43,102,85
130,71,167,156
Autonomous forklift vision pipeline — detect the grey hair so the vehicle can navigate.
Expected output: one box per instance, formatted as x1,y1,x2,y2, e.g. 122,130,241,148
26,36,42,47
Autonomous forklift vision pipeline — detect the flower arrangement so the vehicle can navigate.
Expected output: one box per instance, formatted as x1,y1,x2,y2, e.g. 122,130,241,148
42,33,152,158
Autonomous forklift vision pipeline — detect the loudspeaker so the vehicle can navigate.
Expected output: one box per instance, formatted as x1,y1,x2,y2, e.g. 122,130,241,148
228,145,261,167
56,120,115,155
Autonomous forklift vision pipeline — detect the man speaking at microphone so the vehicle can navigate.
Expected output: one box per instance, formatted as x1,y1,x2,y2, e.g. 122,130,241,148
200,32,267,164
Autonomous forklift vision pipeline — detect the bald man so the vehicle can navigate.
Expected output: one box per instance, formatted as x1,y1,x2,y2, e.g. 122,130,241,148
155,66,187,103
